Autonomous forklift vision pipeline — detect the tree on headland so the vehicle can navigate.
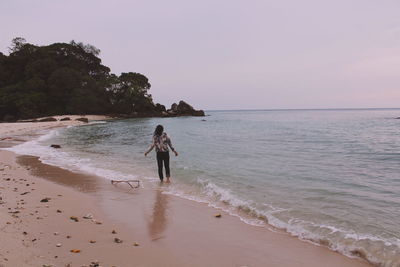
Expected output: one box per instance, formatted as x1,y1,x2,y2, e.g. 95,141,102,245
8,37,27,53
0,38,161,121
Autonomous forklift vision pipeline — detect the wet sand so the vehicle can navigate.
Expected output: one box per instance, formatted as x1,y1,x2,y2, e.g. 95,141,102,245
0,119,372,267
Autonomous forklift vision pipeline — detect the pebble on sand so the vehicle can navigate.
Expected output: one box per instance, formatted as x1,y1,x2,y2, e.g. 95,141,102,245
40,197,50,202
70,216,79,222
114,238,123,243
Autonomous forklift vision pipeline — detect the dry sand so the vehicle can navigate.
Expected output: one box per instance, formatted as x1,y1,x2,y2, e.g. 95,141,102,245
0,118,372,267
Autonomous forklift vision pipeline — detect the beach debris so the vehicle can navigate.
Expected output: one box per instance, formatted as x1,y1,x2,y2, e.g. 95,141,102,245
40,197,50,202
54,232,59,236
60,117,71,121
111,230,117,234
20,191,30,195
66,235,71,238
83,213,93,219
8,210,20,214
114,238,123,243
89,240,96,243
90,261,100,267
42,265,53,267
133,242,140,246
214,213,222,218
93,219,102,225
56,243,62,247
70,249,81,253
23,231,28,235
50,144,61,149
57,209,62,213
70,216,79,222
111,179,140,189
32,238,37,242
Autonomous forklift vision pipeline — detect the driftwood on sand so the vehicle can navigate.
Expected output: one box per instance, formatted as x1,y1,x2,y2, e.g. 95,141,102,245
111,180,140,189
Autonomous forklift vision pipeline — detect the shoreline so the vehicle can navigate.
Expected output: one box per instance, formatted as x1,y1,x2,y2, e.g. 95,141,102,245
0,118,371,266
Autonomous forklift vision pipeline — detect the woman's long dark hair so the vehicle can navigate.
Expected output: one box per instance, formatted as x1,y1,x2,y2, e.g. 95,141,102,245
154,125,164,136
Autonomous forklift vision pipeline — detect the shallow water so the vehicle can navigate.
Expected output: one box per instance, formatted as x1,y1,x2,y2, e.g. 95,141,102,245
7,109,400,266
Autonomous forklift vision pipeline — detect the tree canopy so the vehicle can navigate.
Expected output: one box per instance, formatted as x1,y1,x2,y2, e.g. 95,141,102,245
0,38,161,121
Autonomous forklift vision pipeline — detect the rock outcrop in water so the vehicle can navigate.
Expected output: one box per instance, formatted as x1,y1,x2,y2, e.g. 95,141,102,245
165,101,205,117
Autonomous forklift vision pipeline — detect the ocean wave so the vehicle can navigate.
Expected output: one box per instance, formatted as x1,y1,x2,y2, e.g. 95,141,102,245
164,178,400,267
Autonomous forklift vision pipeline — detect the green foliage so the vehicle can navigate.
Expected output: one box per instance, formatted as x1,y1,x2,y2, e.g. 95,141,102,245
0,38,159,120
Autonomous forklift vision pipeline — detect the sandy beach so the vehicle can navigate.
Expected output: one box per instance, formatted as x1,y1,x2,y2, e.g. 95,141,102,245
0,118,371,267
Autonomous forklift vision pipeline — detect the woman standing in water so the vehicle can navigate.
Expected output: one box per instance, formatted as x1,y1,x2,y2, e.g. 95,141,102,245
145,125,178,183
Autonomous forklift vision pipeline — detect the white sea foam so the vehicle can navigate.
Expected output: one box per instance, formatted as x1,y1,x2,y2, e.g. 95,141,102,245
5,128,138,182
164,177,400,266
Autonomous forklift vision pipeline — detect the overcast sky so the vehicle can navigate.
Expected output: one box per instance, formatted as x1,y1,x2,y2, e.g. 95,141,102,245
1,0,399,110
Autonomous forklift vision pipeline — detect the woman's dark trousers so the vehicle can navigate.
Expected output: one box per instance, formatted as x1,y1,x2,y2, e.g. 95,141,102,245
156,152,170,181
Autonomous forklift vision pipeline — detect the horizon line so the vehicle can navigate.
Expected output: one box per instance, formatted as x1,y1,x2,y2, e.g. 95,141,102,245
205,107,400,112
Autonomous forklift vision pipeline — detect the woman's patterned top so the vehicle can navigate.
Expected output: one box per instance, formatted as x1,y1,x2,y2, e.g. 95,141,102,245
147,132,175,153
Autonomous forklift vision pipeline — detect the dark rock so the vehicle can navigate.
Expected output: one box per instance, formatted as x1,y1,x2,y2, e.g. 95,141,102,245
395,117,400,119
155,103,166,113
177,101,194,114
171,103,178,112
168,101,205,117
38,117,57,122
60,117,71,121
50,144,61,149
75,117,89,123
192,110,205,116
40,198,50,202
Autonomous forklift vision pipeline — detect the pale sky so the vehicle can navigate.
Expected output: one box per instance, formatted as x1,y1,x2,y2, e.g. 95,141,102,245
1,0,399,110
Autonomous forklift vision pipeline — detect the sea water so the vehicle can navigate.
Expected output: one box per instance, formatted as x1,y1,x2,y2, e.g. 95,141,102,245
7,109,400,266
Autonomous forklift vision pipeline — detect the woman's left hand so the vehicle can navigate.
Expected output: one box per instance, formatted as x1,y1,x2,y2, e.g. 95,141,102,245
174,151,178,157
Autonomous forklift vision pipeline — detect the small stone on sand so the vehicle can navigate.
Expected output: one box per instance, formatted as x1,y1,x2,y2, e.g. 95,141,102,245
70,216,79,222
114,238,123,243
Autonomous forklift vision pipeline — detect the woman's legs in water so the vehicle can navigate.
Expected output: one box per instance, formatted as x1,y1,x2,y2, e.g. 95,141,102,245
156,152,170,182
156,152,164,181
164,152,170,182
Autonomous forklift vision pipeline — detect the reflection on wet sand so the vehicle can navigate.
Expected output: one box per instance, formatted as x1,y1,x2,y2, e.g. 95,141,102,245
148,188,169,241
17,155,106,193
